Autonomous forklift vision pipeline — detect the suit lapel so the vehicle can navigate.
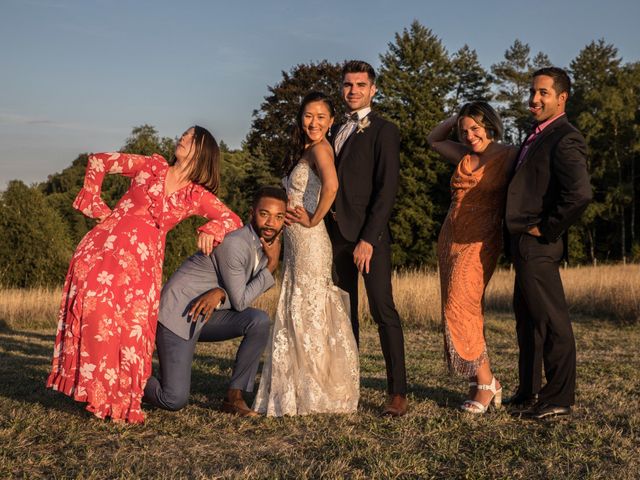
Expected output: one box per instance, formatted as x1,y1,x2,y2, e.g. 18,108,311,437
515,116,568,174
336,127,357,170
336,112,376,174
246,225,265,276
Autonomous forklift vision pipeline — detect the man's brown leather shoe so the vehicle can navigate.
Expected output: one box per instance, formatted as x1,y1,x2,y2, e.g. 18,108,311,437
221,399,259,417
221,389,259,417
381,394,408,417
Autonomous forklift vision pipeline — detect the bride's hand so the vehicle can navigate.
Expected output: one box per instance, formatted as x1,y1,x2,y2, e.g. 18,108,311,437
286,206,313,228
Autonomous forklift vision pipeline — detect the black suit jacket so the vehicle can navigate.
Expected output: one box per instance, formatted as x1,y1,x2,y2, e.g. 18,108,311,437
331,112,400,246
506,115,592,243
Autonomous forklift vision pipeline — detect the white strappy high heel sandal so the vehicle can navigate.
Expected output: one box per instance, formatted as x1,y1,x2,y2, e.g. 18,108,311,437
460,377,502,414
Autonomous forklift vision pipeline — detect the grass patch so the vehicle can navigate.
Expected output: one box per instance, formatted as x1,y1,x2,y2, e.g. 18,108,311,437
1,315,639,479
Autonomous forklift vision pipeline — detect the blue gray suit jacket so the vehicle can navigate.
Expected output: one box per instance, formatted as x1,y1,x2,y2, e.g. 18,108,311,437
158,224,275,340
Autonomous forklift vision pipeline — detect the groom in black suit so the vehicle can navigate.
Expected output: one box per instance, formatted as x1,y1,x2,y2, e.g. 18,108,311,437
326,60,408,417
505,67,592,420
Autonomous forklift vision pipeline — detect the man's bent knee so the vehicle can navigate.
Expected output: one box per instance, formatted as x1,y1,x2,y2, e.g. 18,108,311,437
162,392,189,411
246,308,270,333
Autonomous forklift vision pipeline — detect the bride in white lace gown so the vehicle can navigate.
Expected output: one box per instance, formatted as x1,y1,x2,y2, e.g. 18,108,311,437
253,92,359,416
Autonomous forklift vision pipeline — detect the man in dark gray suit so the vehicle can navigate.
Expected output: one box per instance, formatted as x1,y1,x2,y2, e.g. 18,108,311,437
144,186,287,417
505,67,592,420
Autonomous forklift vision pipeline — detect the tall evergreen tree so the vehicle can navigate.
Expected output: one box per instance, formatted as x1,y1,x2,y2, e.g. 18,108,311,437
377,20,454,267
449,44,493,108
623,62,640,256
611,60,640,260
491,40,550,144
569,40,630,262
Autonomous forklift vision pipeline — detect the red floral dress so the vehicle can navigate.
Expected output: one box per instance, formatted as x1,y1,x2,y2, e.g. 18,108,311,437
46,152,242,423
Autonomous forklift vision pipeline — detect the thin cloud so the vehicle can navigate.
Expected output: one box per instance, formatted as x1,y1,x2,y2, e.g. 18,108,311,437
8,0,70,9
0,112,124,135
25,119,56,125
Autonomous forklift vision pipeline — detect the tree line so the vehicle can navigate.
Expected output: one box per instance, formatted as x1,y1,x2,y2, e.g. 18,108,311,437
1,20,638,288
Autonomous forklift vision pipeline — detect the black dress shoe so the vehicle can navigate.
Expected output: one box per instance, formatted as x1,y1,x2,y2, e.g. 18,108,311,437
523,402,571,420
504,393,538,410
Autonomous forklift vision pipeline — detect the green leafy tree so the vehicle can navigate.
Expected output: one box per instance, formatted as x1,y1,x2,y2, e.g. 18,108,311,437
0,181,73,287
162,217,207,281
121,124,175,160
245,61,345,178
40,154,95,246
377,20,454,267
219,145,255,221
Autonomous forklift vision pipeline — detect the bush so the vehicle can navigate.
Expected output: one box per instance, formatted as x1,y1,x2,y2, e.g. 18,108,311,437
0,181,73,287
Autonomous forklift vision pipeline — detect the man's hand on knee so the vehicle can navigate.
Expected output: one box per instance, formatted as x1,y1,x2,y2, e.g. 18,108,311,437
189,288,226,322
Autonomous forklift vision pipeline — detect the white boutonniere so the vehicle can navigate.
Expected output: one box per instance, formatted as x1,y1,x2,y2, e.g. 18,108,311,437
356,116,371,133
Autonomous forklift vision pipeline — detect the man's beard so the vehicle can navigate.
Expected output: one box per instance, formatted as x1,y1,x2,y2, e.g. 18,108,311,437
252,221,279,244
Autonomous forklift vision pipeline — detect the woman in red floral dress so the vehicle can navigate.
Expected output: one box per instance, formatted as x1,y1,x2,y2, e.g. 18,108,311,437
46,126,242,423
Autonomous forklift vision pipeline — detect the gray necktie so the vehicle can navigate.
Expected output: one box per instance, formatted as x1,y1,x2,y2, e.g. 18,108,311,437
334,113,359,155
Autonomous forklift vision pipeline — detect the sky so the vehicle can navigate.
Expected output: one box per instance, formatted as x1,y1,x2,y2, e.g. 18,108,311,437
1,0,638,188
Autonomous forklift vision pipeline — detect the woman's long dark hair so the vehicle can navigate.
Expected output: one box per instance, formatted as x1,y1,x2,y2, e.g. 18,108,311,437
169,125,220,193
282,91,335,176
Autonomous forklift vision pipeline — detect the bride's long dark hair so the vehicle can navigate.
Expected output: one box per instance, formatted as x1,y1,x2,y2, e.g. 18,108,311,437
282,91,335,176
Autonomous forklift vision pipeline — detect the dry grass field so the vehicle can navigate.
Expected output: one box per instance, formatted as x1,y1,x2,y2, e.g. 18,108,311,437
3,264,637,330
0,264,639,478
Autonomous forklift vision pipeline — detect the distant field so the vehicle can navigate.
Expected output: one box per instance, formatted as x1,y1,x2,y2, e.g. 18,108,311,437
2,264,637,330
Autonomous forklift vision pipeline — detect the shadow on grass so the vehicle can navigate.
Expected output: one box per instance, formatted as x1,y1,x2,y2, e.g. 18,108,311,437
182,353,236,408
359,375,461,411
0,329,53,358
0,328,94,417
1,326,466,419
0,328,242,418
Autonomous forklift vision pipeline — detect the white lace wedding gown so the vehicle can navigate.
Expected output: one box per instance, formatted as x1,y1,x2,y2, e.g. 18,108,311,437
253,160,359,416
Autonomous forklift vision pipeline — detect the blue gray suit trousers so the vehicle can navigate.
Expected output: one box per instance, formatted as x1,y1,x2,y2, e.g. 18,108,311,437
143,307,270,411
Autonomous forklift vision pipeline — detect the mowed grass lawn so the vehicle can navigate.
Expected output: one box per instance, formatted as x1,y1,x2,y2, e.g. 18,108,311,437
1,313,639,479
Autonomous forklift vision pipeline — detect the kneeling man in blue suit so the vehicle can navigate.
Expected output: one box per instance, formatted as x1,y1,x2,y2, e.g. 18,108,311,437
144,186,287,416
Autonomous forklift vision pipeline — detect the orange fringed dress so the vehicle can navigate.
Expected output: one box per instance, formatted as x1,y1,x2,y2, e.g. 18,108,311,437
437,143,516,376
46,152,242,423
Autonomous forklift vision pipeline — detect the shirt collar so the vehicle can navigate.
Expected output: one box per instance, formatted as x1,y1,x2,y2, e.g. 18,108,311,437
349,107,371,121
534,112,565,135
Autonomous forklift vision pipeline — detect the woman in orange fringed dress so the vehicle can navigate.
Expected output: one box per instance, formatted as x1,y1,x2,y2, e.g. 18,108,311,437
428,102,517,414
46,126,242,423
